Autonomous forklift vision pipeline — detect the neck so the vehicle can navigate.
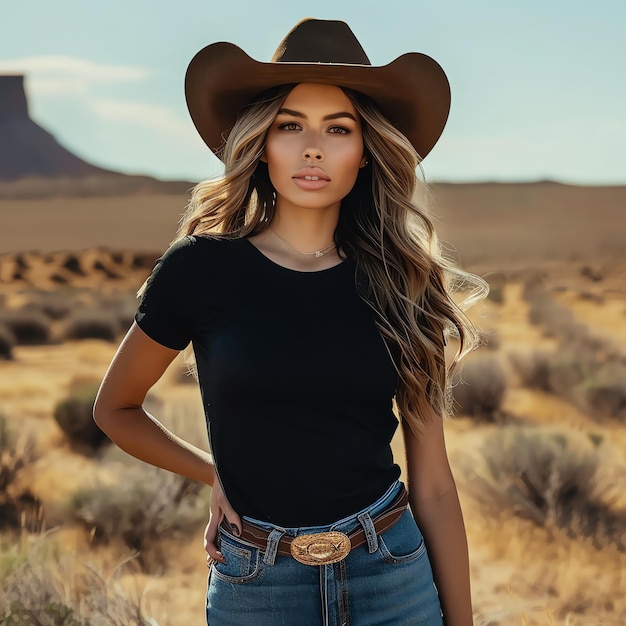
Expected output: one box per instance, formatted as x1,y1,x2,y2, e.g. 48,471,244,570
271,203,339,253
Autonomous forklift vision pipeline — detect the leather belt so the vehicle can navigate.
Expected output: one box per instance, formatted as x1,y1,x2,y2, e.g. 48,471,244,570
220,485,409,565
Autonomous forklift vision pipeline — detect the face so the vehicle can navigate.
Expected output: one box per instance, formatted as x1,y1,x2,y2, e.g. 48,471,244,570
262,83,366,215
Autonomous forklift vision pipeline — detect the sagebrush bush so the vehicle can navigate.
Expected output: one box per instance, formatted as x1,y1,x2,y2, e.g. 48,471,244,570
519,281,626,420
523,282,621,361
0,416,38,529
462,426,626,550
0,310,51,345
70,463,209,573
53,380,108,449
546,348,593,397
508,349,552,391
527,293,576,337
0,415,36,500
509,346,626,422
36,294,73,321
0,538,154,625
0,419,34,499
63,309,120,341
0,323,15,359
522,280,601,347
582,362,626,420
579,264,604,282
452,353,507,419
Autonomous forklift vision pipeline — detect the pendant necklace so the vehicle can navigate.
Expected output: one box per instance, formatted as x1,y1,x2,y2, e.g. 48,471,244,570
270,227,336,258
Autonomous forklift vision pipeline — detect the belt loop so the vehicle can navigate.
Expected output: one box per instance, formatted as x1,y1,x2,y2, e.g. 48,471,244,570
357,511,378,554
263,528,285,566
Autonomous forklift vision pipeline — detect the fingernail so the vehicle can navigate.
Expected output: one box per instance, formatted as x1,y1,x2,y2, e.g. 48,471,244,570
233,525,241,537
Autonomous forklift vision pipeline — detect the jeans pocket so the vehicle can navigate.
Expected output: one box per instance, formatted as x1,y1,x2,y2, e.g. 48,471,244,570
377,509,426,564
212,528,263,584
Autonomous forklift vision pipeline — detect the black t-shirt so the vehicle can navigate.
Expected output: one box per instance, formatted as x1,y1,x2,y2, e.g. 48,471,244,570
135,235,401,526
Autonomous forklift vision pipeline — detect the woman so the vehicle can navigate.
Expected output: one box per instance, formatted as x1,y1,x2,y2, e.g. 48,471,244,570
94,18,486,626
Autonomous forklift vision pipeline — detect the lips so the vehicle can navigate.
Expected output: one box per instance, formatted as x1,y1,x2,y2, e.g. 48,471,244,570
292,167,330,191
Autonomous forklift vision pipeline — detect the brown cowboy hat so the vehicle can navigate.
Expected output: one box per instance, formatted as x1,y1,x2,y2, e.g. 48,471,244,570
185,18,450,160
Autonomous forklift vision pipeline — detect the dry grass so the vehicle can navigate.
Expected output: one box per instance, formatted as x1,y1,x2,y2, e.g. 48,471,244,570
64,396,209,576
469,514,626,625
69,462,209,574
554,288,626,355
460,425,626,550
0,415,38,529
515,282,626,420
0,415,36,489
508,346,626,422
0,532,155,625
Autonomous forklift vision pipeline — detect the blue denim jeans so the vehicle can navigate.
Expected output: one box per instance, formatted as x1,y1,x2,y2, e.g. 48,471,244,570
206,481,443,625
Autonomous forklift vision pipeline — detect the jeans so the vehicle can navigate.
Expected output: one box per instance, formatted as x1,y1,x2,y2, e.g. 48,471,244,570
206,480,443,625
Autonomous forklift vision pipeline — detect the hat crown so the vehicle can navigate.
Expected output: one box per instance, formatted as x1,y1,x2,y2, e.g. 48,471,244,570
271,19,371,65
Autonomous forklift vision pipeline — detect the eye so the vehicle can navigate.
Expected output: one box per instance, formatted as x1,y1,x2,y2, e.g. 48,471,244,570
277,122,301,131
328,126,350,135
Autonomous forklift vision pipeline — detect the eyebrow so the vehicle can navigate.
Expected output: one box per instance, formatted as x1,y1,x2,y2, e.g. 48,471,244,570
276,108,358,122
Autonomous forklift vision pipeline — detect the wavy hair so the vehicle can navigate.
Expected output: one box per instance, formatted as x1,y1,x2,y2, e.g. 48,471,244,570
175,85,294,239
169,84,487,437
339,89,487,435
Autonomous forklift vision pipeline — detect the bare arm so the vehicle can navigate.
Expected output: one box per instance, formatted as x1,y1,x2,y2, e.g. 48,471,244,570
94,322,216,484
94,323,241,558
402,414,473,626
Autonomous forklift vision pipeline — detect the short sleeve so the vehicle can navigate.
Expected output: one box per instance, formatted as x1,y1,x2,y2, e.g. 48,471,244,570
134,236,198,350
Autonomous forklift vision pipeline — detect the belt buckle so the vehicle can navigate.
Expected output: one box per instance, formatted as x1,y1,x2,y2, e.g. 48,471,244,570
290,531,351,566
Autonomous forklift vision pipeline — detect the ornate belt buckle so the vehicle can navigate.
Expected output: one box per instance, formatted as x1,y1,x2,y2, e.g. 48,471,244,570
290,531,351,566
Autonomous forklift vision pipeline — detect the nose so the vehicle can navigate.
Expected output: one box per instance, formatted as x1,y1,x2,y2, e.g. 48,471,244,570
302,146,324,161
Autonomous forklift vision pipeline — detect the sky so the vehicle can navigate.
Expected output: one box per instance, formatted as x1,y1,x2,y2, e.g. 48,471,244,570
1,0,624,184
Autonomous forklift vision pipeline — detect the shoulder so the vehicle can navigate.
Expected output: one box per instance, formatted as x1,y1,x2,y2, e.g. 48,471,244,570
139,235,249,317
160,234,222,258
147,235,255,291
157,235,247,268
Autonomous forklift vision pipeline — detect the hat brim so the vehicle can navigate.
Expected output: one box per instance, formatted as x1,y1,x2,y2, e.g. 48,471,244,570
185,42,451,160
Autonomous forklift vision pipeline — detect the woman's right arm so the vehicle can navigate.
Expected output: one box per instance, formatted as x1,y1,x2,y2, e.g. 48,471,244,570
94,322,216,485
94,322,242,560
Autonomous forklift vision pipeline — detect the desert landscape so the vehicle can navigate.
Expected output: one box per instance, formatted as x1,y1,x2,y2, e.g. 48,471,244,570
1,178,625,625
1,74,625,625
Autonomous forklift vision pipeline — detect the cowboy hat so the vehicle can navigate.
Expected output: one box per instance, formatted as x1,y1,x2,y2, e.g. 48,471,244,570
185,18,450,160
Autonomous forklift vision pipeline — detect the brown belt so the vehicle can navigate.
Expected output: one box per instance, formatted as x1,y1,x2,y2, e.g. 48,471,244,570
220,485,409,566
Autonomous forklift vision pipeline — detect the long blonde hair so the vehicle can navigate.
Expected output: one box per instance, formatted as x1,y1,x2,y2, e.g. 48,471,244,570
172,84,487,437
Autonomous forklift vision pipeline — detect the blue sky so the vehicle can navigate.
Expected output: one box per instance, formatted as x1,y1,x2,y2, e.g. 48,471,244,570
1,0,624,184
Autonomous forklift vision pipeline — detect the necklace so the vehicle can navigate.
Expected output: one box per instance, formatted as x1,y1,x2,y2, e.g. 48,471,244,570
270,227,336,258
